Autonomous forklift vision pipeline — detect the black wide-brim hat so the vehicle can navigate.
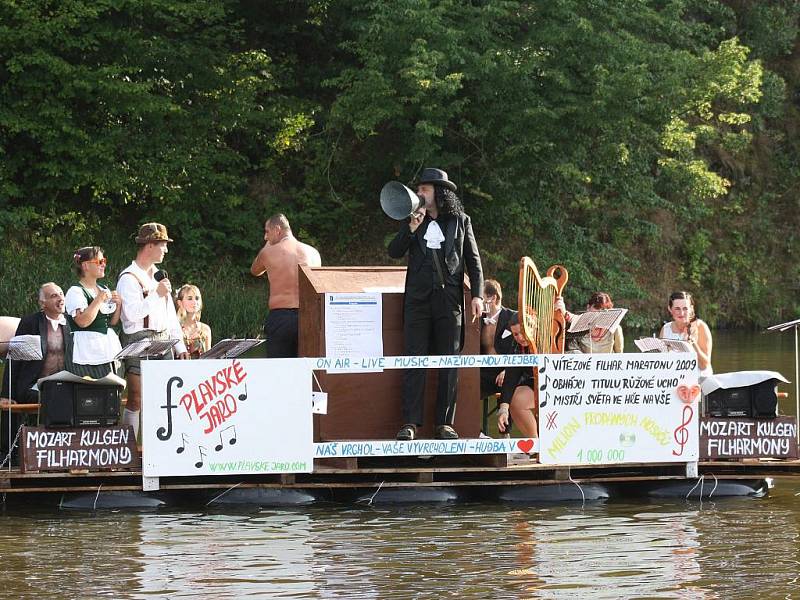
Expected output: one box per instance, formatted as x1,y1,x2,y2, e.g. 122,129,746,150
417,167,457,192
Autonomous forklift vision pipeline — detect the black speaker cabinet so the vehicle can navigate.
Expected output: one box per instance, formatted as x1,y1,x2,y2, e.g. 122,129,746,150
74,385,121,426
750,379,779,418
705,378,779,418
40,380,75,427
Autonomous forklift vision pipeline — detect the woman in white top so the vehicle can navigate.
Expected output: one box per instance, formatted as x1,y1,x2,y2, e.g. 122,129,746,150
564,291,624,354
65,246,123,378
659,291,713,377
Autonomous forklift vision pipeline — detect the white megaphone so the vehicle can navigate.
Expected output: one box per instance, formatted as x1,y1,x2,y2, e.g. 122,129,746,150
380,181,423,220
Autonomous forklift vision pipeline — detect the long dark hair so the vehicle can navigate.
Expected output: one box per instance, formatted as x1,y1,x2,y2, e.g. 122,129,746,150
669,290,697,336
587,291,613,310
434,186,464,217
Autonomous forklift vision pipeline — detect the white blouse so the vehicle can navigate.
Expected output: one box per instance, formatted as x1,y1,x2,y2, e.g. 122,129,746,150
65,285,122,365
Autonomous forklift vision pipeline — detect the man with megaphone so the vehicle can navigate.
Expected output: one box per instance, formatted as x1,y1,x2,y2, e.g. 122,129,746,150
387,168,484,441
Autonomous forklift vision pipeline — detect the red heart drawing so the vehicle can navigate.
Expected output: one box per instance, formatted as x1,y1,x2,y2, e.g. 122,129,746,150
676,384,701,404
517,439,534,453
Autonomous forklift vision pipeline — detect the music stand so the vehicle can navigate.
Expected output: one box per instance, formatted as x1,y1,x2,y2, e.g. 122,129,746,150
114,339,179,362
766,318,800,444
634,338,693,354
3,336,44,471
568,308,628,334
200,339,264,360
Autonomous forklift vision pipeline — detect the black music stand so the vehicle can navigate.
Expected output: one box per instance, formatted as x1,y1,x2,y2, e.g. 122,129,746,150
3,336,44,471
766,318,800,444
114,339,179,362
200,339,264,360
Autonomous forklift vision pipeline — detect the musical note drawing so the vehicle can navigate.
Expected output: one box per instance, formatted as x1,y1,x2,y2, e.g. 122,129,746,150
194,446,208,469
238,384,248,402
157,376,183,441
176,433,189,454
538,374,548,408
214,425,237,452
538,356,548,375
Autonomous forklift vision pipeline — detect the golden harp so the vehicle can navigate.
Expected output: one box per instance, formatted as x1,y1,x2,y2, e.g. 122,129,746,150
517,257,569,354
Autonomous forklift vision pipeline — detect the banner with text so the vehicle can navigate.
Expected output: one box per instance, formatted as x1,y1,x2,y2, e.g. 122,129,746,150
315,437,538,458
539,353,700,464
21,426,139,472
700,416,798,459
142,359,313,477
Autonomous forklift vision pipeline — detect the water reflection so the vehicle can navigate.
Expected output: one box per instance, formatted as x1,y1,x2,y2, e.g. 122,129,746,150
1,330,799,598
136,511,318,598
1,486,799,598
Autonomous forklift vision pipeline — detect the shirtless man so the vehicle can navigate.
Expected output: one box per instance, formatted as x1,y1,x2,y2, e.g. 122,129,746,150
250,213,321,358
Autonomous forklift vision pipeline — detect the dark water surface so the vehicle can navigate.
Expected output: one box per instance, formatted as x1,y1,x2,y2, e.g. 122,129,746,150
1,330,799,599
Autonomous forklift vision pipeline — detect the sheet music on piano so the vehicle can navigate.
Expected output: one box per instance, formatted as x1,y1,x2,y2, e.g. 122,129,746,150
568,308,628,334
634,337,693,353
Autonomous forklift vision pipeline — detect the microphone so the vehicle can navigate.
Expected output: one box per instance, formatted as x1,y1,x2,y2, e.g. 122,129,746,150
154,269,169,282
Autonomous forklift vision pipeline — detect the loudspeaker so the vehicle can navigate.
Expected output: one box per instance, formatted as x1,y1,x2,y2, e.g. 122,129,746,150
74,385,121,426
40,380,75,427
751,379,779,418
705,378,780,418
380,181,422,220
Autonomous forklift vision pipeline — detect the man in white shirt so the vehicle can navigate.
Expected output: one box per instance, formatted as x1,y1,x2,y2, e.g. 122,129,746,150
117,223,189,436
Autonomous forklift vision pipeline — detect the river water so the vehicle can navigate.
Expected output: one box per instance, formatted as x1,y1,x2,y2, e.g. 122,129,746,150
1,330,799,599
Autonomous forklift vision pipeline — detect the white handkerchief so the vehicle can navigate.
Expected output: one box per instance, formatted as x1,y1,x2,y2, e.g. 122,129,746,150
424,220,445,249
501,329,512,339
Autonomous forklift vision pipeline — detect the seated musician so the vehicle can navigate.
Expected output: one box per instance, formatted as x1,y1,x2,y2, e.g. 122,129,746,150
561,291,624,354
479,279,515,399
1,283,69,404
1,283,69,461
496,312,538,439
660,291,712,377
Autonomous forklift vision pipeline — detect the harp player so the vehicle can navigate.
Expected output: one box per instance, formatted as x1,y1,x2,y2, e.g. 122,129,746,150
388,168,484,441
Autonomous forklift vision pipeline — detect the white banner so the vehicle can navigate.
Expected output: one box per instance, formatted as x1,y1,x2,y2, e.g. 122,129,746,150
142,359,313,476
539,353,700,464
310,353,541,372
315,437,538,458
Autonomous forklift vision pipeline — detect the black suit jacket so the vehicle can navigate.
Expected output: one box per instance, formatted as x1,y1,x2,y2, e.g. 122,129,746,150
388,212,484,301
0,312,68,402
481,306,515,355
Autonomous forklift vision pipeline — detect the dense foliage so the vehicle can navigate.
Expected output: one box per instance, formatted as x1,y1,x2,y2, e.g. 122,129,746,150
1,0,798,336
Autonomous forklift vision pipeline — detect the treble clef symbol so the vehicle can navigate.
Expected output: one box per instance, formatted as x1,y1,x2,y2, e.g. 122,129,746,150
671,404,693,456
157,376,183,441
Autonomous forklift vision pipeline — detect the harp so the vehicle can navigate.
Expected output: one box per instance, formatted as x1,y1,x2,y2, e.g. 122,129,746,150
517,257,569,354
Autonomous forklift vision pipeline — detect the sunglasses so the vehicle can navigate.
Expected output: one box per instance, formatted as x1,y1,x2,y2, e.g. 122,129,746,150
85,257,107,266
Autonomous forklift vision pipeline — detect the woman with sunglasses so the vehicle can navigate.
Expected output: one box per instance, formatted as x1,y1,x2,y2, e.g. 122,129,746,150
65,246,123,377
659,291,713,377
